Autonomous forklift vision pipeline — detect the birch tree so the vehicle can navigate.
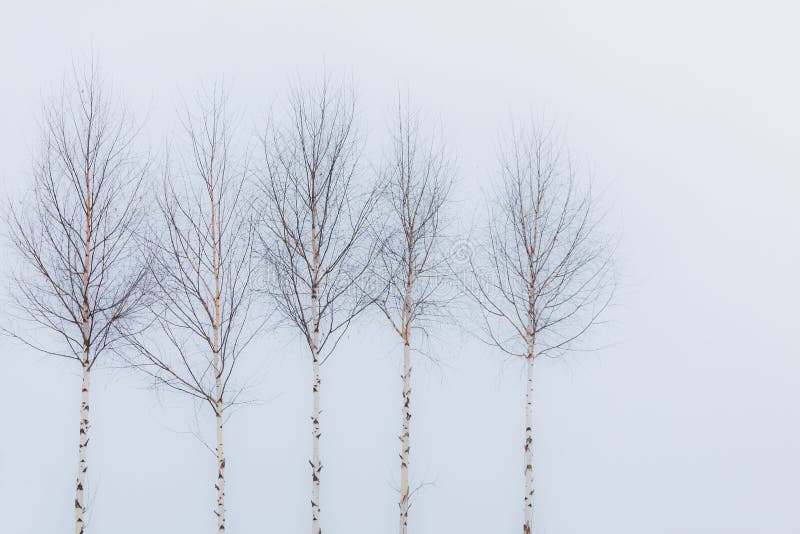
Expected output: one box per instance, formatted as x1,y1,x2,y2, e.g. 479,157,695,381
375,101,451,534
5,64,150,534
465,123,613,534
127,88,256,533
258,78,375,534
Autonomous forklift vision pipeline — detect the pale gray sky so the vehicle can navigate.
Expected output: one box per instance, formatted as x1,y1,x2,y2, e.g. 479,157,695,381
2,1,799,533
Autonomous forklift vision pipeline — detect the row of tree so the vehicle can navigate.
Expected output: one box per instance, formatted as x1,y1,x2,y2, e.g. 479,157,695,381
4,64,613,534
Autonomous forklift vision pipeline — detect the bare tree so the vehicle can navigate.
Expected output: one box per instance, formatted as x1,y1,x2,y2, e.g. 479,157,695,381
374,100,451,534
126,88,256,533
4,64,149,534
465,122,614,534
257,78,375,534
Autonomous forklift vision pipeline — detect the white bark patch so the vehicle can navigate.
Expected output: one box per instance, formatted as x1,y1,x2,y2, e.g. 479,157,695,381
215,404,226,532
399,339,412,534
523,351,534,534
310,213,323,534
311,347,322,534
75,360,90,534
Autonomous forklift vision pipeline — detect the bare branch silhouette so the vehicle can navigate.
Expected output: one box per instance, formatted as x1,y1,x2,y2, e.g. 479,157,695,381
5,61,150,534
257,76,376,534
124,86,257,533
464,121,615,534
373,97,452,534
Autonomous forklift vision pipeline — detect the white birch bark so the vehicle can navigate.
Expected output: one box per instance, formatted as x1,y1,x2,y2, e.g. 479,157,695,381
211,169,227,533
523,201,537,534
310,183,322,534
76,134,93,534
75,357,90,534
523,345,534,534
398,334,411,534
213,327,225,532
215,398,226,532
311,340,322,534
398,282,413,534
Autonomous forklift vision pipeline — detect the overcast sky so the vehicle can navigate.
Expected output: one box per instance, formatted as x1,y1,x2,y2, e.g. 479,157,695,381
2,1,799,533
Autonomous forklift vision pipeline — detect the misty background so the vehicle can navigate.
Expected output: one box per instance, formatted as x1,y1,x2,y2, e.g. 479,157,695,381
2,1,799,533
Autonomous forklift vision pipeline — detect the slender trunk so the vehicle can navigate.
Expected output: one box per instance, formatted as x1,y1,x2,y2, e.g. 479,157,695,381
310,170,322,534
310,300,322,534
209,160,226,532
213,320,225,531
212,331,226,532
77,119,93,534
215,398,226,532
398,332,411,534
75,356,90,534
523,345,534,534
398,269,413,534
524,221,536,534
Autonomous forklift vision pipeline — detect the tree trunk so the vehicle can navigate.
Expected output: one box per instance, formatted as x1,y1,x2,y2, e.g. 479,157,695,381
310,293,322,534
398,334,411,534
215,399,226,532
309,172,322,534
523,347,534,534
311,349,322,534
75,356,90,534
77,120,93,534
209,160,226,532
212,294,225,532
